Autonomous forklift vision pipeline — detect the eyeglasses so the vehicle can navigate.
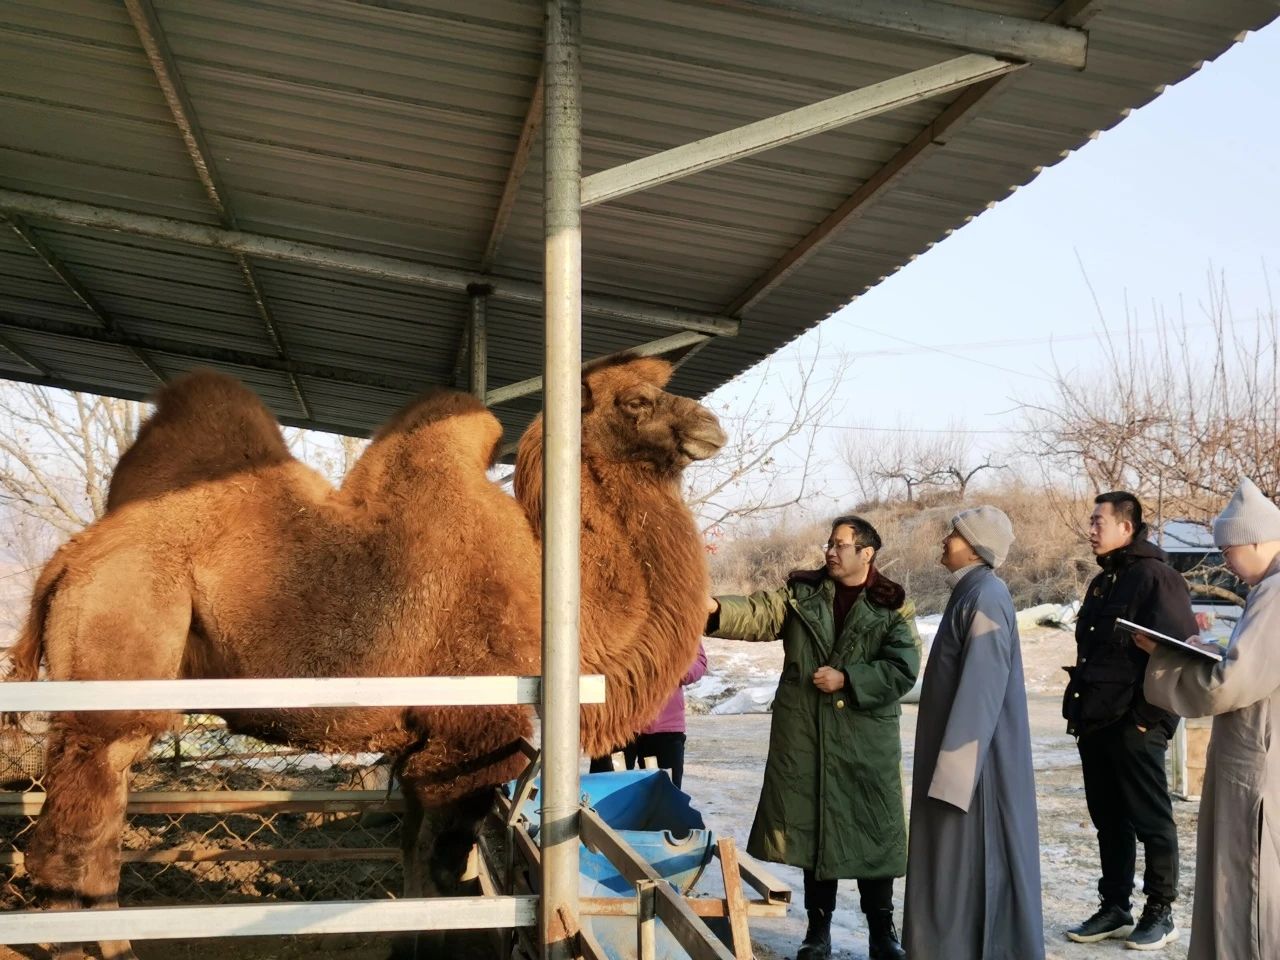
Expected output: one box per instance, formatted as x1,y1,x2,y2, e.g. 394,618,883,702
823,542,861,554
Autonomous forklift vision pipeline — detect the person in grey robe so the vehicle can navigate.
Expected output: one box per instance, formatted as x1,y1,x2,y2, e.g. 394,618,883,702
903,506,1044,960
1141,477,1280,960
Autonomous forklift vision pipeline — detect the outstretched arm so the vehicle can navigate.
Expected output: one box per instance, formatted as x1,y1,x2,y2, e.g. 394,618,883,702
709,589,789,643
927,597,1015,813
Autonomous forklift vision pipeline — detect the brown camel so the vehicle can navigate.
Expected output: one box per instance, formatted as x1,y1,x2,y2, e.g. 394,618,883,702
6,356,724,960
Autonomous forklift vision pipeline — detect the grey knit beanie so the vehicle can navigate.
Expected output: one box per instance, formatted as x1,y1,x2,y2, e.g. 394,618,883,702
1212,478,1280,548
952,505,1015,568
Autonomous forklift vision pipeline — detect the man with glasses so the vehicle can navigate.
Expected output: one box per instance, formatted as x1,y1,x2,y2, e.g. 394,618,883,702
706,515,919,960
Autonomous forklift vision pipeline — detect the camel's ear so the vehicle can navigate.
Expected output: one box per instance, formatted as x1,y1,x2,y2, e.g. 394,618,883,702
580,377,595,413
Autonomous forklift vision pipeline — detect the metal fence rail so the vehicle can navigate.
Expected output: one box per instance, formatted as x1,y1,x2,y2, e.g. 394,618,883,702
0,675,603,943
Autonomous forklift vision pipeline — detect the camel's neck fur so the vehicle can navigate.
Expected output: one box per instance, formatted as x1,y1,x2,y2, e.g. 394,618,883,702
516,425,708,757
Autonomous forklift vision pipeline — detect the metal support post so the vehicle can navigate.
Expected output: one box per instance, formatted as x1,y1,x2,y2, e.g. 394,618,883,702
540,1,583,958
467,284,491,401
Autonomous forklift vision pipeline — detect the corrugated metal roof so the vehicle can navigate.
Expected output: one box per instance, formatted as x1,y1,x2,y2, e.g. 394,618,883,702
1,0,1277,442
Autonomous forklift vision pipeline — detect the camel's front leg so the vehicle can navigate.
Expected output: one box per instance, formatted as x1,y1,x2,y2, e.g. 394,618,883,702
27,719,160,960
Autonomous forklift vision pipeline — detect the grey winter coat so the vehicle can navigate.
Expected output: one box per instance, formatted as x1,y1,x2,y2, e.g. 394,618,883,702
1145,554,1280,960
903,564,1044,960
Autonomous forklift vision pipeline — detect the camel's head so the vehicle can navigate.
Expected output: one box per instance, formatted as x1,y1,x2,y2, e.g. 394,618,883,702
581,356,727,472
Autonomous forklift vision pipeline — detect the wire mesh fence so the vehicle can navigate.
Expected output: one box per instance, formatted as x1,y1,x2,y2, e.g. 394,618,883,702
0,713,404,909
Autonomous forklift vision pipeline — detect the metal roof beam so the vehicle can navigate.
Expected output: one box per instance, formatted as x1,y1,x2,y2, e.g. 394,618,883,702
0,331,51,376
0,318,703,408
452,73,545,388
124,0,312,420
481,73,544,273
580,54,1021,208
0,191,740,338
714,0,1088,68
0,368,368,438
485,331,709,407
3,214,166,383
725,0,1106,317
0,312,429,395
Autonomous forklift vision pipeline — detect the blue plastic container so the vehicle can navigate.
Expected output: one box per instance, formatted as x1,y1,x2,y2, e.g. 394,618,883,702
513,769,723,958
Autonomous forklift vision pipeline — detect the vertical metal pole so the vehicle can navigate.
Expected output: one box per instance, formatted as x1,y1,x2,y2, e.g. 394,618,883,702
541,2,582,959
467,283,490,400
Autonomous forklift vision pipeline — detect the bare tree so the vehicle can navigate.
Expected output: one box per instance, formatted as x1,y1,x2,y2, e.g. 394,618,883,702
1022,282,1279,524
287,430,369,485
683,342,848,539
0,384,145,536
841,421,1004,503
1020,278,1279,603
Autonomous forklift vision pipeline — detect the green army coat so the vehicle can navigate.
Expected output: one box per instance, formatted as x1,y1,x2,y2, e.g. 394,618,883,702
713,567,920,880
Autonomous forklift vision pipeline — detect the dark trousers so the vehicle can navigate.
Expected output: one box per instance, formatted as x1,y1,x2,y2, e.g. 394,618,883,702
1077,720,1178,907
803,870,893,915
588,732,687,788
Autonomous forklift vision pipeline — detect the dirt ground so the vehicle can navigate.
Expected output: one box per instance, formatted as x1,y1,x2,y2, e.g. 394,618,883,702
2,623,1203,959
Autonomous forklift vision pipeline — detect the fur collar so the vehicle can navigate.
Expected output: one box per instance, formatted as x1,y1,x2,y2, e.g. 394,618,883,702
787,563,906,610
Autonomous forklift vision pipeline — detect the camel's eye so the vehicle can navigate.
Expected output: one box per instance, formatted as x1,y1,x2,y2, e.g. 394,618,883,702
622,396,651,415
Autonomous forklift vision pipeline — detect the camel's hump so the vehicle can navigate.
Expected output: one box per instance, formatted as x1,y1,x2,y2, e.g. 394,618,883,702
107,369,294,510
372,387,495,441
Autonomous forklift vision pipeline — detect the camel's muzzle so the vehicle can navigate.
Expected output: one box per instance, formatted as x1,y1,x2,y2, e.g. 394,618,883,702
679,412,727,462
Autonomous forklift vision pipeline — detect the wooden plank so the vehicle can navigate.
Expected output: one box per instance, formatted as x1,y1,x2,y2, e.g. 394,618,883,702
581,897,786,919
653,885,737,960
721,846,792,904
473,844,498,898
716,838,753,960
577,924,609,960
506,748,542,826
579,808,662,886
0,675,605,712
636,880,657,960
478,828,510,893
0,896,538,944
512,822,541,872
580,809,734,960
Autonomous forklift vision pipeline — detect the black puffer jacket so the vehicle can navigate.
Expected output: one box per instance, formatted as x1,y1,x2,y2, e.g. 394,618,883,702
1064,533,1199,737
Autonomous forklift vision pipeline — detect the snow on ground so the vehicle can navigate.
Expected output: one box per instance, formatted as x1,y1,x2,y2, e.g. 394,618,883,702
674,616,1202,960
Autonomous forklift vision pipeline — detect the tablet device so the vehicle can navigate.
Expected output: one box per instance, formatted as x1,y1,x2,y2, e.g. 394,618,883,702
1115,617,1224,663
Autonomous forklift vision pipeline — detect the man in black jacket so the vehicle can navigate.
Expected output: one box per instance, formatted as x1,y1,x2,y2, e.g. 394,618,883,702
1064,492,1198,952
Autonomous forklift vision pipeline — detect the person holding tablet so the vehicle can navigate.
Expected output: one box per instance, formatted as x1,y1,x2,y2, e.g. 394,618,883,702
1140,478,1280,960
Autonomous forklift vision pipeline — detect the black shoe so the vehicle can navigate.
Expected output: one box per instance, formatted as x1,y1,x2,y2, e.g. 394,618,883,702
866,907,907,960
1125,901,1177,951
1065,902,1135,943
796,908,832,960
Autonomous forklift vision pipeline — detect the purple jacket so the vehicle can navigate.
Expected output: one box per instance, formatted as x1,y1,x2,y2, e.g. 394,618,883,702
643,642,708,735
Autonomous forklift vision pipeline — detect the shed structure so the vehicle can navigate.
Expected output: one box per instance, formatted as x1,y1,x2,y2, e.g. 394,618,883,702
1,1,1278,958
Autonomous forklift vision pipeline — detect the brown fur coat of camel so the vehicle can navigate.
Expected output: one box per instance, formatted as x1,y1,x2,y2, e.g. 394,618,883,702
7,356,724,959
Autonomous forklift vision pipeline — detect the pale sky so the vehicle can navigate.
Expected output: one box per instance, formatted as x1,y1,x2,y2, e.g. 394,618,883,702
704,19,1280,504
